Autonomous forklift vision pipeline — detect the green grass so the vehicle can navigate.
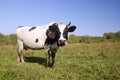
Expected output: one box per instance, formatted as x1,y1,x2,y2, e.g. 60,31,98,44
0,42,120,80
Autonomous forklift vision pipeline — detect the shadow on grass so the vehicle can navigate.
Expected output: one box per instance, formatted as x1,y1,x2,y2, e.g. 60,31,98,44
24,56,46,66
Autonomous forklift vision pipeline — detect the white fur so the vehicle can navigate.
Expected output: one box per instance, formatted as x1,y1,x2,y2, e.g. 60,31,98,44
58,23,67,40
16,23,52,49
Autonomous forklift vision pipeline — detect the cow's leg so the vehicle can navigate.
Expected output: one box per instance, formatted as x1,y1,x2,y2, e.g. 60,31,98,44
17,39,24,63
45,51,50,68
51,52,56,67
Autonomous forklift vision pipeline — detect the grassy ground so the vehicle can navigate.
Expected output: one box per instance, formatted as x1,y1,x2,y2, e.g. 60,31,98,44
0,42,120,80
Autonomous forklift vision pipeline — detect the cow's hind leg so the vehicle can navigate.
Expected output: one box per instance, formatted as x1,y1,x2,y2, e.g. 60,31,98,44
17,39,24,63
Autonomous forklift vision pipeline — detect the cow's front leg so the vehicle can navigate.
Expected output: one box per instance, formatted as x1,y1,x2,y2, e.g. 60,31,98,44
51,53,56,67
45,51,50,68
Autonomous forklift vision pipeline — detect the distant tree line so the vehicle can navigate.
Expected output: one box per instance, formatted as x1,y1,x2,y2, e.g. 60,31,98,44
0,31,120,45
103,31,120,40
68,31,120,44
0,33,17,45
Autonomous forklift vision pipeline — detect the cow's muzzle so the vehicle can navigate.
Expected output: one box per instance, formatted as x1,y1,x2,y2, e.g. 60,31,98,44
58,40,67,46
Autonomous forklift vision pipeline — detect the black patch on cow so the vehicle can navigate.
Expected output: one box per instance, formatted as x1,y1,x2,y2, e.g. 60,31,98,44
18,26,23,27
29,27,36,32
35,38,39,43
18,26,24,28
45,23,61,45
63,27,68,40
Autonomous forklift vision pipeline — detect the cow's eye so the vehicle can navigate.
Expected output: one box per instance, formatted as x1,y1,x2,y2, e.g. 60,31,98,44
59,32,61,35
63,31,68,39
63,30,68,35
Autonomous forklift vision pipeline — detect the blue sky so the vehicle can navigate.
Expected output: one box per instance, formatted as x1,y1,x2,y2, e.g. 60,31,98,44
0,0,120,36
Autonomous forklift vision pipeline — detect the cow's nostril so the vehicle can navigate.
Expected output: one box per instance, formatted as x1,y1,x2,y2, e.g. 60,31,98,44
59,40,66,46
59,40,64,43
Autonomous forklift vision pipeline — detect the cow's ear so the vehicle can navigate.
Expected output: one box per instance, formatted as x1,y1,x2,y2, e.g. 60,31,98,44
68,26,76,32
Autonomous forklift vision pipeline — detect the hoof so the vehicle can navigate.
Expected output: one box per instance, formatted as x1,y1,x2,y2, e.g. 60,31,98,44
17,61,25,65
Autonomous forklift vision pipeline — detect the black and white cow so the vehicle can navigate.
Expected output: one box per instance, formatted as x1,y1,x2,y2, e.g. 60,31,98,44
16,22,76,67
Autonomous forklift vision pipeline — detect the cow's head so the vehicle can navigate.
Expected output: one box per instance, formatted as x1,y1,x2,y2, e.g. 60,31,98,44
46,22,76,46
46,23,61,44
58,22,76,46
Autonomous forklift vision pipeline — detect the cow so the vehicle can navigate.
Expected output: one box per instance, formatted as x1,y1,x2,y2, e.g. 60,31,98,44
16,22,76,67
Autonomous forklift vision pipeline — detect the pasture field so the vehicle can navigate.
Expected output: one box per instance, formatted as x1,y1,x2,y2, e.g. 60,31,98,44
0,42,120,80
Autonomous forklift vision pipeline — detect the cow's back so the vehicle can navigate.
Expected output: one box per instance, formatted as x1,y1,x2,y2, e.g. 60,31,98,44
16,26,48,49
